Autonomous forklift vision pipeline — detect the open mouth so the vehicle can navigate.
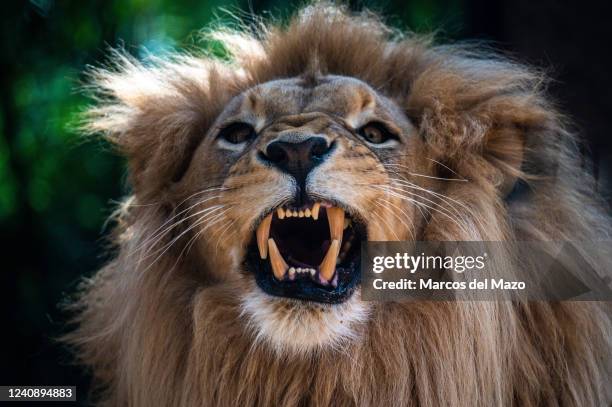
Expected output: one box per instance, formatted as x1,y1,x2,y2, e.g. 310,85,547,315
244,201,365,304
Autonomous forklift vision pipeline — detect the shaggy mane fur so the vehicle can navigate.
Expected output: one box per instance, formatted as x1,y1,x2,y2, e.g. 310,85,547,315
67,4,611,406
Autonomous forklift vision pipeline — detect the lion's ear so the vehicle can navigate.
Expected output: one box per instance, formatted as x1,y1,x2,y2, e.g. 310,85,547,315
484,127,525,197
480,95,561,199
404,50,565,200
82,52,234,200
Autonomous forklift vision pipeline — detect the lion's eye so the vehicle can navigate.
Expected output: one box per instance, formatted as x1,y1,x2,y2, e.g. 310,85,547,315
357,122,397,145
218,122,256,144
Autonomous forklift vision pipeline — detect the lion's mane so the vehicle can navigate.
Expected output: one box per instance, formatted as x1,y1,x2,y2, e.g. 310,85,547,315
67,4,611,406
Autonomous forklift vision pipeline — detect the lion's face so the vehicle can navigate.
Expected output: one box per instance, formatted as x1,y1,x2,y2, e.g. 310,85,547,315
81,4,547,355
176,75,426,351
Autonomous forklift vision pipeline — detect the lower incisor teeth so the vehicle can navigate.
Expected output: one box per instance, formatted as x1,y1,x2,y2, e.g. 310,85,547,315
319,239,340,282
267,238,288,280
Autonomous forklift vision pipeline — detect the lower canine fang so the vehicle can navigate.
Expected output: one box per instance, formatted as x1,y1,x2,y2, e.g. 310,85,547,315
319,239,340,282
267,238,288,280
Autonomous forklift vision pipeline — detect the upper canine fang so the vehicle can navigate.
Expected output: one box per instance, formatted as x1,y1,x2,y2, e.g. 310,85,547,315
327,207,345,241
256,214,272,259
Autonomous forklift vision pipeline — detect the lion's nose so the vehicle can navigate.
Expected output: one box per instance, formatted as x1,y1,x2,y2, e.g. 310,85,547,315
262,136,332,183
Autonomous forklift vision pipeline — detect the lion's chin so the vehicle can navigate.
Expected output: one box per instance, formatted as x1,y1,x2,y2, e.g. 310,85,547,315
240,285,370,354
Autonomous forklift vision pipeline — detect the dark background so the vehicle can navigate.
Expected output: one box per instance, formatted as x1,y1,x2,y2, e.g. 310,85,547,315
1,0,610,404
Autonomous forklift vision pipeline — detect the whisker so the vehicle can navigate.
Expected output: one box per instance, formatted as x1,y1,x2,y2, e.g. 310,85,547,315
389,183,465,219
384,163,468,182
388,176,473,214
369,207,401,240
163,206,236,272
133,198,224,254
214,218,239,255
425,157,465,179
387,176,488,234
130,185,228,208
373,197,415,240
131,186,227,251
140,211,229,271
374,186,430,221
135,202,225,257
139,207,232,267
375,197,415,231
372,185,472,237
377,183,460,221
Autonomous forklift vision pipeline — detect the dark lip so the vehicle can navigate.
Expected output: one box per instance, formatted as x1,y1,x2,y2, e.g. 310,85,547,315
244,247,361,304
244,197,366,304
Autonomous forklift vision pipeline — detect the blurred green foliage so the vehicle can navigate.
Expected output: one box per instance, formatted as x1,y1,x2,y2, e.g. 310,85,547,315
0,0,463,221
0,0,463,390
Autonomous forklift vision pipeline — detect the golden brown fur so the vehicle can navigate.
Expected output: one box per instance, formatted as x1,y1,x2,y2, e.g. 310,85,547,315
67,4,612,406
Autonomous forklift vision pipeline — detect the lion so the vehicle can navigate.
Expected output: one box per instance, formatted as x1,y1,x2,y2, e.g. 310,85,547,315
67,4,612,406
